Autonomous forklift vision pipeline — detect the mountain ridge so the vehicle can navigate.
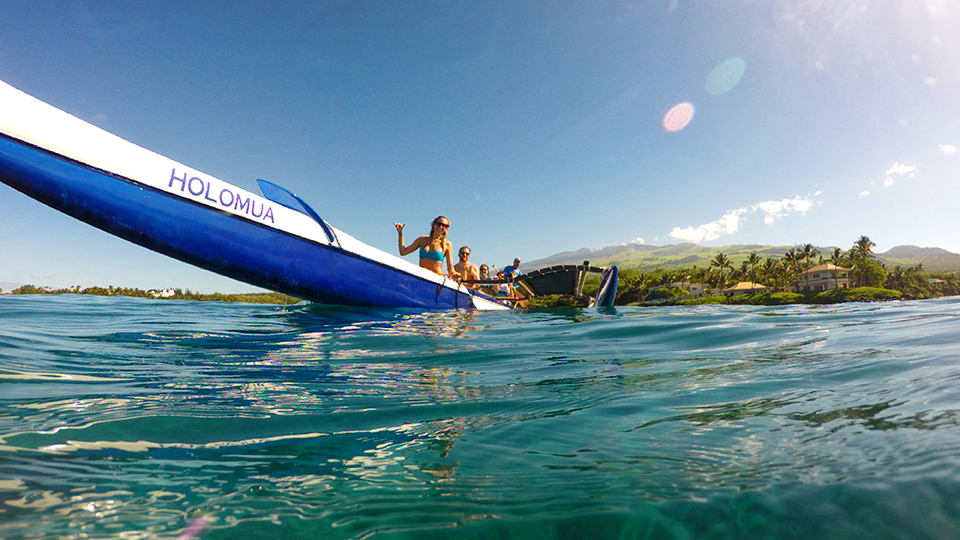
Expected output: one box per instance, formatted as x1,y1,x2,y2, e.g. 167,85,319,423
526,243,960,273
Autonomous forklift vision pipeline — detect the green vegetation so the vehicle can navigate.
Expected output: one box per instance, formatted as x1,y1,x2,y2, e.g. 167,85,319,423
6,234,952,309
643,286,687,302
673,288,902,306
676,295,728,306
725,292,805,305
527,295,592,308
814,287,902,303
613,235,955,307
531,240,960,274
8,285,301,305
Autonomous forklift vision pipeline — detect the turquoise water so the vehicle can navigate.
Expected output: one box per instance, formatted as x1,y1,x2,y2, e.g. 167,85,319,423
2,295,960,539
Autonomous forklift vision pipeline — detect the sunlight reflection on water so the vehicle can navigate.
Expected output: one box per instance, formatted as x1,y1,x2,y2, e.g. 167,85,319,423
2,296,960,539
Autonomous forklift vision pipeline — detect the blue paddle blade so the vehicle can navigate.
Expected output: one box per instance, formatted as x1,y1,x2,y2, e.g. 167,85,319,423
257,179,338,245
595,266,619,307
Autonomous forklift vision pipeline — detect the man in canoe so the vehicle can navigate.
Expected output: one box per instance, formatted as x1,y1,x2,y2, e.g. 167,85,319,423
503,258,522,278
454,246,480,288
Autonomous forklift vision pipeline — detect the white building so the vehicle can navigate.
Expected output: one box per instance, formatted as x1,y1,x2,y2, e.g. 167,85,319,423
149,288,177,298
793,264,850,292
671,281,709,299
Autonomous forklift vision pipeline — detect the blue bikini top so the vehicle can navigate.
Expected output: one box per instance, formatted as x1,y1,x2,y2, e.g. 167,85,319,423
419,246,445,263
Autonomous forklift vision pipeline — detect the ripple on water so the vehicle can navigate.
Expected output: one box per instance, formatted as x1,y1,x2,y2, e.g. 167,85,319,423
3,295,960,538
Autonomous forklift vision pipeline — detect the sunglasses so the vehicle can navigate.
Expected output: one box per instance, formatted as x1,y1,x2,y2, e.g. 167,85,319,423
460,251,470,256
434,222,450,229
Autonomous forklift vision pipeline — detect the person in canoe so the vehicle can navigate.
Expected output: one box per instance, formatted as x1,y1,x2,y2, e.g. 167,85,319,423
395,216,457,277
454,246,480,287
503,257,523,278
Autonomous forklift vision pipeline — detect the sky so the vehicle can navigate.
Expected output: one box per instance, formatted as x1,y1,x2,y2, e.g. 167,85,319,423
1,1,958,292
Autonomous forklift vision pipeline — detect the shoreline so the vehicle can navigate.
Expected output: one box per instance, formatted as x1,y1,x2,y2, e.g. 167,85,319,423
3,285,301,305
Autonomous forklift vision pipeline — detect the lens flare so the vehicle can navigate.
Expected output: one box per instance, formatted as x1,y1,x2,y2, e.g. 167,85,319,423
663,102,694,132
178,517,209,540
706,58,746,95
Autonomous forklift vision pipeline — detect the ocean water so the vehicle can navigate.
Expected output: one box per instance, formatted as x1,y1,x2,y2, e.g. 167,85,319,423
2,294,960,539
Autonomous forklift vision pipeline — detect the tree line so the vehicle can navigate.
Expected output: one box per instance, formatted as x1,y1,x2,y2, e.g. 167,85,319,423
608,235,959,305
6,284,301,305
7,235,955,307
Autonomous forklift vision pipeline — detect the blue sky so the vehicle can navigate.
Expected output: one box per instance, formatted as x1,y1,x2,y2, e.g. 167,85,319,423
1,1,958,292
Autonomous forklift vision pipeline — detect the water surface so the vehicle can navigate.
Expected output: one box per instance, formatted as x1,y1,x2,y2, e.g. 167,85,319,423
2,295,960,539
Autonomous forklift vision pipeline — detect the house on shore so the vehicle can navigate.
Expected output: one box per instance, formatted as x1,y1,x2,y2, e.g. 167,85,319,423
722,282,769,297
792,263,850,292
149,288,177,298
671,281,709,299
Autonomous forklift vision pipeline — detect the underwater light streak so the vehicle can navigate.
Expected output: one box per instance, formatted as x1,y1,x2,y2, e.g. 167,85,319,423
178,516,209,540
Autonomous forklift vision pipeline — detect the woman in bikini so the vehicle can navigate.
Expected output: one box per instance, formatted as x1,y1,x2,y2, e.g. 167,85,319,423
394,216,456,277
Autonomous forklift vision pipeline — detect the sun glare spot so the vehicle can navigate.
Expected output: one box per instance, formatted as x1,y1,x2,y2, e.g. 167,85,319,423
663,103,694,132
706,58,746,95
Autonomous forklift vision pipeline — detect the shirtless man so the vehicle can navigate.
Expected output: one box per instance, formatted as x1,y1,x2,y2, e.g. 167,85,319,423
454,246,480,287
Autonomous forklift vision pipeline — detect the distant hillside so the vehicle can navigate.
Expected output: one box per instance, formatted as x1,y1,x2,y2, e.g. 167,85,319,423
881,245,952,258
527,243,960,273
875,245,960,273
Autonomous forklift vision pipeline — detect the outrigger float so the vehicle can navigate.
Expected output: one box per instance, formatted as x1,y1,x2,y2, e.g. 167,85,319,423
0,80,617,309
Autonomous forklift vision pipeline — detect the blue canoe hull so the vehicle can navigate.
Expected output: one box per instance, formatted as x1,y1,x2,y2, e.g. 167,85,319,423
0,134,483,309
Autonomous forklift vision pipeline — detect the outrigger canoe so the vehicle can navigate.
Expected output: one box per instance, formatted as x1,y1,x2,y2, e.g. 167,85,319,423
0,80,617,309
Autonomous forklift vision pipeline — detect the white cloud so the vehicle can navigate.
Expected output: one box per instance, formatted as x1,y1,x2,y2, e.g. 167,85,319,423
669,195,814,243
859,190,870,198
925,77,938,88
940,144,957,155
628,237,645,245
670,208,745,243
752,196,814,224
883,162,917,187
886,163,917,175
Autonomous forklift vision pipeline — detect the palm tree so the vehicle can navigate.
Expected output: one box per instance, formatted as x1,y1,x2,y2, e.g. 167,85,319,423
656,270,675,287
827,248,850,288
761,258,776,284
850,235,876,287
829,247,846,266
622,273,650,304
782,248,803,289
688,266,712,296
735,261,751,282
710,252,732,274
709,253,733,289
707,268,727,289
852,235,875,262
746,253,762,282
801,244,820,271
759,258,787,292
